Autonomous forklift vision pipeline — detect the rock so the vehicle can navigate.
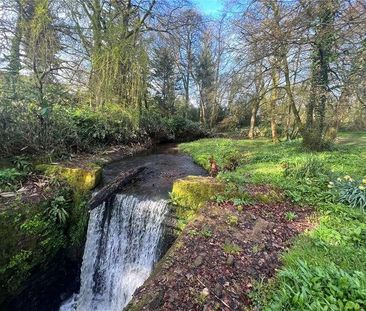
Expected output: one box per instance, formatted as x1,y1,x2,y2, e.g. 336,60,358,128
171,176,224,210
213,283,223,297
171,176,224,229
36,163,102,191
226,254,234,266
193,255,204,267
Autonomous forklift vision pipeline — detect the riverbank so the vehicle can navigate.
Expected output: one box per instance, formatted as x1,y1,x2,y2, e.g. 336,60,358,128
0,141,155,310
127,135,366,310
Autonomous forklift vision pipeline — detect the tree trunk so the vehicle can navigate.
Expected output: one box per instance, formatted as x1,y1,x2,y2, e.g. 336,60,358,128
248,99,259,139
270,68,280,142
303,1,337,150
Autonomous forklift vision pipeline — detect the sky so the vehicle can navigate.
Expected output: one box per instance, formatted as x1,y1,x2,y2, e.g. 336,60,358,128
193,0,224,16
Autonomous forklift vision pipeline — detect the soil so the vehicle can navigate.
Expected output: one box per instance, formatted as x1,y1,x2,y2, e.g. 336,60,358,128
130,198,313,311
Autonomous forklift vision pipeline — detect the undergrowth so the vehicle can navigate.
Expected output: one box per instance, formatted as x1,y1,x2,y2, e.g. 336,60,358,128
180,136,366,311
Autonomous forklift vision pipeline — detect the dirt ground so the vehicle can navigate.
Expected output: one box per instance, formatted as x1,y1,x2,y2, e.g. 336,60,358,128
129,198,312,311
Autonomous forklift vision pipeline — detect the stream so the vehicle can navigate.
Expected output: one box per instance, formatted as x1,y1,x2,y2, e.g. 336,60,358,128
59,144,206,311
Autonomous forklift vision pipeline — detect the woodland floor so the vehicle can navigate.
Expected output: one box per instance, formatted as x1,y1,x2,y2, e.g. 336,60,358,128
131,195,312,311
130,133,366,310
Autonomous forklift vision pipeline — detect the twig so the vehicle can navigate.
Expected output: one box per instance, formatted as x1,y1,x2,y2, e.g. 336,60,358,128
196,277,233,310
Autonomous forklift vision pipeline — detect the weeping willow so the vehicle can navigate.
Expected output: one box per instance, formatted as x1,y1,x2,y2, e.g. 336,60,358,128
90,22,149,127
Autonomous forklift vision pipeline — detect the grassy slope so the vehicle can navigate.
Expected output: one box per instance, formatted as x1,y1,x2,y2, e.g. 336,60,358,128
180,133,366,310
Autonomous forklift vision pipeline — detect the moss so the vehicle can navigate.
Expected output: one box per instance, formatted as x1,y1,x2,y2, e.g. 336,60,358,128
171,176,224,229
252,190,283,204
0,183,89,306
0,199,56,303
172,176,224,209
36,163,102,191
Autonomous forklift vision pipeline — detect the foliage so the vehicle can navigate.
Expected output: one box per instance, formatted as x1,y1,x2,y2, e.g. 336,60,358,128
200,227,213,238
180,135,366,310
141,107,208,142
223,243,242,254
284,157,330,180
12,156,32,172
0,168,26,191
333,176,366,212
45,195,70,225
226,215,239,226
70,104,140,149
285,212,298,221
0,102,207,157
269,261,366,310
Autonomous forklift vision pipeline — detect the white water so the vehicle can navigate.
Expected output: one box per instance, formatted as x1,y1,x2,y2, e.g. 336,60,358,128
60,194,168,311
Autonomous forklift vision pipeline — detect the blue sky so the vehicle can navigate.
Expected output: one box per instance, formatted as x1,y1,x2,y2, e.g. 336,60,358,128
194,0,223,16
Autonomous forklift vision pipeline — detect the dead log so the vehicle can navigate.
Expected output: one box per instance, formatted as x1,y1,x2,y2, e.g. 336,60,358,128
88,166,147,210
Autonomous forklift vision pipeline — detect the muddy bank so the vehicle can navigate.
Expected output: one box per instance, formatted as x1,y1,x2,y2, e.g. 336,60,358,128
126,198,312,311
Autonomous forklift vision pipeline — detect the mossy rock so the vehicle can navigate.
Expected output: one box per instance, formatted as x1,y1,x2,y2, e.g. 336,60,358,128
171,176,224,229
36,164,102,192
172,176,224,209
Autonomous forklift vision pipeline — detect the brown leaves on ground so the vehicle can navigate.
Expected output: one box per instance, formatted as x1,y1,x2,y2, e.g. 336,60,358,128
131,199,312,311
0,175,58,207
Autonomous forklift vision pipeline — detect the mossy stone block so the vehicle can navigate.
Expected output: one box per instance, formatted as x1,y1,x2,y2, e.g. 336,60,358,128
172,176,224,210
36,164,102,191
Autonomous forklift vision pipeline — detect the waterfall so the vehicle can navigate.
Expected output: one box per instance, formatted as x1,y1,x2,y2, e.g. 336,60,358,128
60,194,168,311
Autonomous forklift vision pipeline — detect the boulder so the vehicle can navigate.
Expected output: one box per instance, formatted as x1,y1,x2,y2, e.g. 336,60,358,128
171,176,224,210
171,176,224,230
36,163,102,191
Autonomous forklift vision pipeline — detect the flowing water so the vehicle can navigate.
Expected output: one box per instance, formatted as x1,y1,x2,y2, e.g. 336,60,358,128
59,144,206,311
60,195,168,311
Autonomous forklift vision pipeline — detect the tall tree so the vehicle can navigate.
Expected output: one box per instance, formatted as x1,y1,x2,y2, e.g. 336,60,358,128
22,0,60,107
196,31,216,127
151,44,177,114
302,0,339,150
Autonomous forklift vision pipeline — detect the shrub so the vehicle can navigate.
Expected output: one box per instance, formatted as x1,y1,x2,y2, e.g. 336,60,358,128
0,168,26,191
45,195,70,225
284,156,330,180
0,99,207,158
269,261,366,310
70,104,140,150
217,116,240,132
333,176,366,212
0,102,79,156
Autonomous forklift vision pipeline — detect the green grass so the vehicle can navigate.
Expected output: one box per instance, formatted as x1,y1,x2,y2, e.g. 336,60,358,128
180,132,366,311
338,131,366,147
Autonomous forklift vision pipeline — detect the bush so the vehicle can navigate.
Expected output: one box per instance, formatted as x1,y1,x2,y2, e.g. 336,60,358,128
284,157,330,180
70,104,142,150
141,107,208,142
0,102,79,156
333,176,366,212
269,261,366,310
0,100,207,158
217,116,240,132
0,168,26,191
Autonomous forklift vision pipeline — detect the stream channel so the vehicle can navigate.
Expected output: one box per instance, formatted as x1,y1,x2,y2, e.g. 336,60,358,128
59,144,206,311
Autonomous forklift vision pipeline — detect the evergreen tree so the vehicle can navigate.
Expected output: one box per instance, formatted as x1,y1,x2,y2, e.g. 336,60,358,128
151,45,177,114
